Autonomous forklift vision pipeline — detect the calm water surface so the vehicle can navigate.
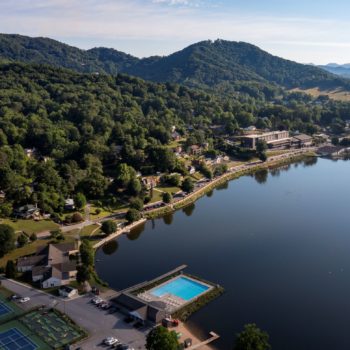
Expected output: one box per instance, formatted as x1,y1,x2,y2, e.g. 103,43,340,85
96,158,350,350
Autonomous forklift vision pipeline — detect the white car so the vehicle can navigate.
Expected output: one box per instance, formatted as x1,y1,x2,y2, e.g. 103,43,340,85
91,297,103,305
19,297,30,303
104,337,118,346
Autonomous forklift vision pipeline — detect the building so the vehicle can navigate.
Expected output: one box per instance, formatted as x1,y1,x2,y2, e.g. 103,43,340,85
64,198,75,211
58,286,78,298
291,134,313,148
188,145,202,156
241,131,290,149
17,241,79,289
112,293,166,324
14,204,40,219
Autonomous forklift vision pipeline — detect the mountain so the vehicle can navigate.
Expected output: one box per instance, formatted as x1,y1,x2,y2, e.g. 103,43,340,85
1,34,349,96
319,63,350,78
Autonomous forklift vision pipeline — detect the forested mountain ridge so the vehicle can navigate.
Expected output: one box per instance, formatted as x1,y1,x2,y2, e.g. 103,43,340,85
0,60,349,216
1,34,348,98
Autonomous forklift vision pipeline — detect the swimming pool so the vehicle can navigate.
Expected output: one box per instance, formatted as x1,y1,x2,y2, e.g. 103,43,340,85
151,276,210,301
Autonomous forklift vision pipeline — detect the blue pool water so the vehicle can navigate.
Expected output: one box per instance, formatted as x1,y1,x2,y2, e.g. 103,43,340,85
151,276,209,301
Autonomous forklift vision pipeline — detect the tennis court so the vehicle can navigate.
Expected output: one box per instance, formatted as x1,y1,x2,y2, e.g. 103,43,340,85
0,327,37,350
0,302,12,317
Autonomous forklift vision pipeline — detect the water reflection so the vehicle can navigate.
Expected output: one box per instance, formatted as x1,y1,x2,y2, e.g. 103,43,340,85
182,203,195,216
206,190,214,198
303,157,318,167
127,222,146,241
163,213,174,225
216,182,229,190
254,169,268,184
102,240,119,255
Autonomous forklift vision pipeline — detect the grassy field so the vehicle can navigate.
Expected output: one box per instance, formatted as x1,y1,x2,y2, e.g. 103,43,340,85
0,239,49,268
156,185,182,194
0,219,58,234
291,87,350,101
80,224,101,237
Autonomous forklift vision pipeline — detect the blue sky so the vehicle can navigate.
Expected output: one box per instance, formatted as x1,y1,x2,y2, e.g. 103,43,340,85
1,0,350,64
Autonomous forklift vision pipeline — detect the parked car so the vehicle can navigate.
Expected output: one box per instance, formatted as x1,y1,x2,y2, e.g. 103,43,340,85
104,337,118,346
9,294,19,301
114,344,134,350
91,297,103,305
19,297,30,303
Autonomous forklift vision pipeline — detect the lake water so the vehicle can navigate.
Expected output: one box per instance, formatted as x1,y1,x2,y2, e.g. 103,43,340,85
96,158,350,350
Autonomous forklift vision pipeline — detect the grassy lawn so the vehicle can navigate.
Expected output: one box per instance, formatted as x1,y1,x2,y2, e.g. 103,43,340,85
80,224,101,237
149,189,164,203
267,150,292,157
156,186,182,194
0,239,49,268
0,219,58,234
191,172,203,181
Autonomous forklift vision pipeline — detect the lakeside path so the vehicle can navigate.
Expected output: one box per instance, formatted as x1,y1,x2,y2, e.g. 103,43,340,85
79,147,316,250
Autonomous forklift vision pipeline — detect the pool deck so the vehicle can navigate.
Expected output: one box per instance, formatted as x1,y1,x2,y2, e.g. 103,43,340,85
137,274,214,313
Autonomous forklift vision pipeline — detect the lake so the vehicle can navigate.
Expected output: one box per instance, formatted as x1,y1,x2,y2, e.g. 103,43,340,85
96,158,350,350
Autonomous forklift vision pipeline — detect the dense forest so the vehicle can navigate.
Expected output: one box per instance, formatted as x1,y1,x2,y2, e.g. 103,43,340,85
1,34,349,99
0,61,349,217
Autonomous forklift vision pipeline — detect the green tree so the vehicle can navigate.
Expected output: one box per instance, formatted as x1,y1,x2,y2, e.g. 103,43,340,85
0,224,15,258
233,324,271,350
5,260,16,278
256,140,268,154
76,265,91,283
130,198,144,211
128,178,142,196
80,240,94,266
30,233,37,242
17,233,29,248
115,163,136,187
181,177,194,193
101,220,117,235
126,209,141,223
74,192,87,209
146,326,179,350
162,192,172,204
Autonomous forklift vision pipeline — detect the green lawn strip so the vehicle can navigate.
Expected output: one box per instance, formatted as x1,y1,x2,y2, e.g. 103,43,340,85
149,189,164,203
156,186,181,194
0,320,51,349
0,239,50,268
80,224,101,237
0,219,58,235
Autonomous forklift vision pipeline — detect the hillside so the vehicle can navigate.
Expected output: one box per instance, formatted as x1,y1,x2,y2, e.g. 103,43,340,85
1,34,348,98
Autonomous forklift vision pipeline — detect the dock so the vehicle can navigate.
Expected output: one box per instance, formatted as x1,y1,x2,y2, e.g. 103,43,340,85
187,331,220,349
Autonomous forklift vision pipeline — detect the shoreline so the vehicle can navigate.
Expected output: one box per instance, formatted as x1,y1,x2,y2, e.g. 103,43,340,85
92,149,316,349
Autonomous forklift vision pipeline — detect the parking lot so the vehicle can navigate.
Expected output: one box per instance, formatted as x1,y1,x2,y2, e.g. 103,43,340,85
0,279,148,349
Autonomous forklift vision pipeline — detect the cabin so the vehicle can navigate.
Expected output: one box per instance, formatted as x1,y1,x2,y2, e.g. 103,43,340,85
13,204,40,219
291,134,313,148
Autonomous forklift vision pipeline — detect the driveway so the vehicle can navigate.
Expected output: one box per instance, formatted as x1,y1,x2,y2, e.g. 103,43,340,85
1,278,148,349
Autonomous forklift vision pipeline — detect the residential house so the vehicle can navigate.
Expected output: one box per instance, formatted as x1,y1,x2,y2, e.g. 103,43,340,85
24,148,36,158
14,204,40,219
188,145,202,156
64,198,75,211
187,166,196,175
17,241,80,289
291,134,313,148
171,131,181,141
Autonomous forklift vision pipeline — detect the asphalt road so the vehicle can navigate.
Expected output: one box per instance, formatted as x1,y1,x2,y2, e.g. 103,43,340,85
1,278,148,350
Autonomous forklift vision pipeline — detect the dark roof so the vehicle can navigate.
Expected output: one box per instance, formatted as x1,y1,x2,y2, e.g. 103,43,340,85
17,255,46,267
292,134,312,141
112,293,146,311
32,266,50,277
52,261,77,273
